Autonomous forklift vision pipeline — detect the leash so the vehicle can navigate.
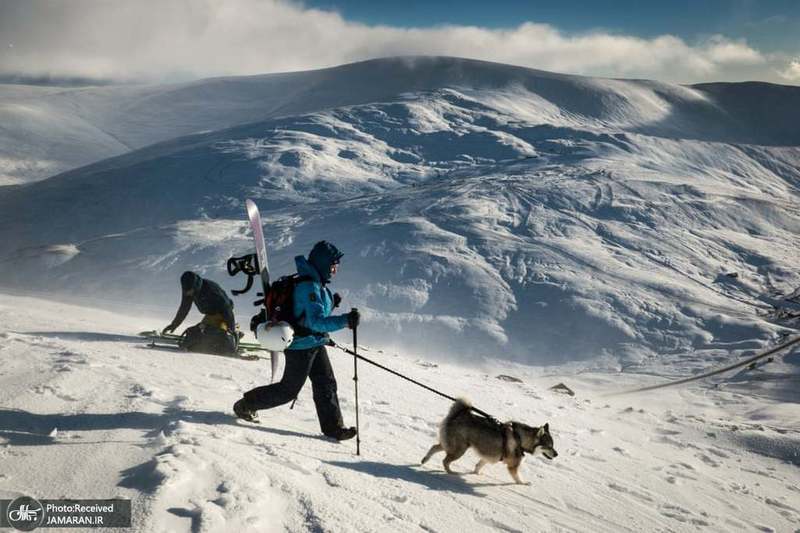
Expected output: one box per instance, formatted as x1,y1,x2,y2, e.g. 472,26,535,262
327,339,496,420
607,334,800,397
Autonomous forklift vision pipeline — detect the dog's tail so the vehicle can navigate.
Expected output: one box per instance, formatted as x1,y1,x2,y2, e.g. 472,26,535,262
439,398,472,444
445,398,472,421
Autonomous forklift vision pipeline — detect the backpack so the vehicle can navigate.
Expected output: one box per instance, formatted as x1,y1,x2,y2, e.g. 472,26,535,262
262,274,315,337
179,323,238,355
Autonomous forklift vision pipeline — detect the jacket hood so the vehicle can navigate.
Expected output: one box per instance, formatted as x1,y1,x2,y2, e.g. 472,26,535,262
295,255,322,283
180,271,203,293
307,241,343,284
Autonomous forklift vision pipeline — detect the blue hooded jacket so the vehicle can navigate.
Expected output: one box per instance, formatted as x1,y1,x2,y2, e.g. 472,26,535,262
289,255,349,350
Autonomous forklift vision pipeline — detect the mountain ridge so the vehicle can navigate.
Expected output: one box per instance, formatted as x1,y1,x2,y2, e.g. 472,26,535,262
1,56,798,364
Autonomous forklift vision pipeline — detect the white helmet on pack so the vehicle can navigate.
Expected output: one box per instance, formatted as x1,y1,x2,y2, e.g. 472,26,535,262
256,321,294,351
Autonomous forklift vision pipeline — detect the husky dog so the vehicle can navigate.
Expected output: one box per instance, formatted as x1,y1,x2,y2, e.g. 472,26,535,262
421,399,557,484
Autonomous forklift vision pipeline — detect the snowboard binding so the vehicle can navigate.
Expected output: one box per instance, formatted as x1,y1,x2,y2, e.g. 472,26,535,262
227,253,260,296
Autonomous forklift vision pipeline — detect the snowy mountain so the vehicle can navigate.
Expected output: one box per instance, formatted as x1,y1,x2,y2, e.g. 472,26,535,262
1,57,798,366
3,59,800,186
1,56,799,532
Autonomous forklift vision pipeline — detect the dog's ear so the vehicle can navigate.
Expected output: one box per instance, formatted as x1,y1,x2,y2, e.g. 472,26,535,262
537,426,545,437
544,423,549,432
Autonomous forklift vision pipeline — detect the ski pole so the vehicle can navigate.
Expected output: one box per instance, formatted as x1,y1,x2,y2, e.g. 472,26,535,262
352,308,361,456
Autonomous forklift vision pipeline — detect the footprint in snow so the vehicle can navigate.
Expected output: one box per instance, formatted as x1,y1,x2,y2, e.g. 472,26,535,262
607,482,654,502
581,454,606,463
320,469,342,488
765,497,798,515
706,447,730,459
207,373,234,382
696,453,720,467
55,356,89,366
659,503,709,526
666,469,698,481
658,435,701,450
127,383,155,399
620,406,646,415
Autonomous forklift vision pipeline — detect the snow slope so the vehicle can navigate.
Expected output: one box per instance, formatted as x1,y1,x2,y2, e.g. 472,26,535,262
1,294,798,532
3,57,800,185
0,57,798,365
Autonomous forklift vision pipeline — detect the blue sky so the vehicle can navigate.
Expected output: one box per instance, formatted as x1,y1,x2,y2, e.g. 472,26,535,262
0,0,798,84
305,0,799,53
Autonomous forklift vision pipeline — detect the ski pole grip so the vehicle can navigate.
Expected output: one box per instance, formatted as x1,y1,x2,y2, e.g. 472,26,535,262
350,307,358,344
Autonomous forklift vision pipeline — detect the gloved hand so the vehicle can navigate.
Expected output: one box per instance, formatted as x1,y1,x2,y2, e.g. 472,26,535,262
250,309,267,334
333,293,342,308
346,309,360,330
163,324,176,334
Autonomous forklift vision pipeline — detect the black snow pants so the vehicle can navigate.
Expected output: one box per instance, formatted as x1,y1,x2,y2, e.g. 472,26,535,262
243,345,344,435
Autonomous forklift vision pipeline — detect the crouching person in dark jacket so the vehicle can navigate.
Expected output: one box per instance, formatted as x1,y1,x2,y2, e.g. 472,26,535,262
164,271,239,355
233,241,360,441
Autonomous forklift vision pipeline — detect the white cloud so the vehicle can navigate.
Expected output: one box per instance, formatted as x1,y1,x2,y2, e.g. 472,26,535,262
779,59,800,82
702,35,765,65
0,0,781,84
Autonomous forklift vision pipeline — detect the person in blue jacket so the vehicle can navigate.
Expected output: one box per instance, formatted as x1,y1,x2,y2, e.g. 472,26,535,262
233,241,360,441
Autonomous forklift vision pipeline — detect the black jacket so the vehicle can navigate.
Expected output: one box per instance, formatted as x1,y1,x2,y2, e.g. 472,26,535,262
170,275,235,331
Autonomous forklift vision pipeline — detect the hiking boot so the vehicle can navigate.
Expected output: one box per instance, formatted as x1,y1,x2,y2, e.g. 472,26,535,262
233,399,258,423
324,426,357,441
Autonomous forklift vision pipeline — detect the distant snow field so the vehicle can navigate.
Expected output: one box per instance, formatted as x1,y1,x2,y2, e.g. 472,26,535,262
0,57,798,531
